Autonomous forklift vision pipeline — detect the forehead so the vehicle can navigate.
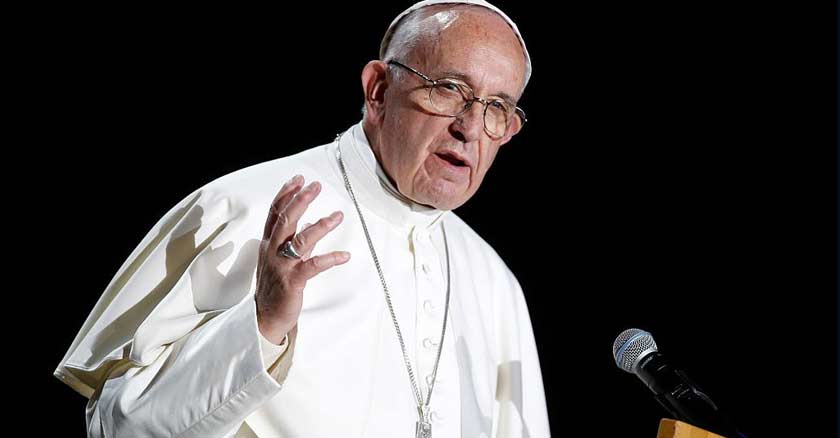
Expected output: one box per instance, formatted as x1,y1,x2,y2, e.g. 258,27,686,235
413,8,526,100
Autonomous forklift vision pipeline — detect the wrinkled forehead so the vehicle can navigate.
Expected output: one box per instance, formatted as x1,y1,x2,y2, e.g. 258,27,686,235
380,0,531,86
422,23,526,102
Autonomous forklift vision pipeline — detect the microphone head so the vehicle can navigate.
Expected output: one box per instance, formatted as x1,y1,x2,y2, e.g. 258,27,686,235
613,328,659,373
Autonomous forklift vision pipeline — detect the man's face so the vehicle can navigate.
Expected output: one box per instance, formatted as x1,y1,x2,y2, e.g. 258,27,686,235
368,8,526,210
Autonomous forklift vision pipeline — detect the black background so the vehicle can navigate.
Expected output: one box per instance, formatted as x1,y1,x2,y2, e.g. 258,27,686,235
21,1,837,436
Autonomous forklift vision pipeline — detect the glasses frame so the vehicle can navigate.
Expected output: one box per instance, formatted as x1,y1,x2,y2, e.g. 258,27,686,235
387,59,527,139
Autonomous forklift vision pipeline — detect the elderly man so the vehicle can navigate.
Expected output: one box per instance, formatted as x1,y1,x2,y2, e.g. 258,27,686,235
54,1,550,437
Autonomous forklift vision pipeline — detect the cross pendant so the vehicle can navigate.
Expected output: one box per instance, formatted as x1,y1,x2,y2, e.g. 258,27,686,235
415,420,432,438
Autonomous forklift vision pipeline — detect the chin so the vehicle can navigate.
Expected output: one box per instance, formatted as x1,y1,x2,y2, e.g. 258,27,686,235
411,179,472,210
423,194,469,211
430,201,459,210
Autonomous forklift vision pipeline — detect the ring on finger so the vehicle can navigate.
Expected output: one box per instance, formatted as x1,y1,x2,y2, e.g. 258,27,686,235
278,238,303,259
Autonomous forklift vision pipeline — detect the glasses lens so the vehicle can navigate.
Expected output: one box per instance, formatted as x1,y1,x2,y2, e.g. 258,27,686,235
429,78,517,139
429,80,469,115
484,100,511,138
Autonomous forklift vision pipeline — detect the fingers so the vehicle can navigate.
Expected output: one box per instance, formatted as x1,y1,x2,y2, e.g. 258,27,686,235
269,181,322,251
296,250,351,281
299,222,313,235
263,175,304,240
293,211,344,259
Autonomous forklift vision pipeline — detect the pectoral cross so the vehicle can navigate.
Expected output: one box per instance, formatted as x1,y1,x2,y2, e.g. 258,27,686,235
416,420,432,438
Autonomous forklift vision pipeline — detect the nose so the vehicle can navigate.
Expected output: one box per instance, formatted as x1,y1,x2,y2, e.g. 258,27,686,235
450,101,485,143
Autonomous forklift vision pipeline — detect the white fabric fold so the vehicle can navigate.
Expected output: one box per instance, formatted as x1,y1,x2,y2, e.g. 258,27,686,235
55,119,550,438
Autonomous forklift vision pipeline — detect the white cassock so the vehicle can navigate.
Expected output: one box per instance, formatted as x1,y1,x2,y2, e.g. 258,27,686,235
54,120,551,438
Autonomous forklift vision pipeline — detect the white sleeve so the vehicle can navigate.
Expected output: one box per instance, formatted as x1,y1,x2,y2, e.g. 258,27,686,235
85,294,297,438
52,183,301,438
258,324,289,370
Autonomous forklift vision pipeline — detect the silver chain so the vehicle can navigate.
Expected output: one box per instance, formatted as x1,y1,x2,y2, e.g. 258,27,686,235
335,132,451,424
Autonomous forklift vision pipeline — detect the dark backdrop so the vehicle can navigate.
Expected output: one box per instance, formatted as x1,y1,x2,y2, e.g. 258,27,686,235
23,1,837,436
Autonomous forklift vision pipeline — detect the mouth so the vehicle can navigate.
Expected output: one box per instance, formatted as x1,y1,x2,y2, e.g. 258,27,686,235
434,151,470,169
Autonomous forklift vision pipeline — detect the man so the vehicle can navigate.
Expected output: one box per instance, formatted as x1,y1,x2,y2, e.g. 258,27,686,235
54,1,550,436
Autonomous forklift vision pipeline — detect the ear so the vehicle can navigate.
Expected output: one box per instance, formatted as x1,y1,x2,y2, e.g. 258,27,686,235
361,60,389,125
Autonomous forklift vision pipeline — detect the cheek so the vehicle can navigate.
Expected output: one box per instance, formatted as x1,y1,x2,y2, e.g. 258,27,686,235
403,133,443,174
474,145,502,179
385,132,435,185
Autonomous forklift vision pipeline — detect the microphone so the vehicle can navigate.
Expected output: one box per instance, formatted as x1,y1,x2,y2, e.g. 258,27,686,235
613,328,746,438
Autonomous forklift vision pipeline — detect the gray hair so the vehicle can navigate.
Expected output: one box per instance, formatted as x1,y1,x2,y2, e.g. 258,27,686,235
382,7,455,72
362,7,444,118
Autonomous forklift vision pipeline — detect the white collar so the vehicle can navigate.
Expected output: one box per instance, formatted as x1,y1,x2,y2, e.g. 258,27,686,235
335,120,449,232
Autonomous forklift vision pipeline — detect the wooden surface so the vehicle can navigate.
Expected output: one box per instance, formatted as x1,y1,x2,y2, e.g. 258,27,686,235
657,419,726,438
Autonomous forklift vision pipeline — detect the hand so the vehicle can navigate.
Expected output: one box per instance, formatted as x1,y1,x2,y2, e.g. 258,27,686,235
255,175,350,344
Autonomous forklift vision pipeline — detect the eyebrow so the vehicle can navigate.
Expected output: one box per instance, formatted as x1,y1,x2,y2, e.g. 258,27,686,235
437,70,518,106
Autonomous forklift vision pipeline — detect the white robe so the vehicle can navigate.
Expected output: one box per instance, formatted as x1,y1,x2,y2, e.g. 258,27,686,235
54,120,551,438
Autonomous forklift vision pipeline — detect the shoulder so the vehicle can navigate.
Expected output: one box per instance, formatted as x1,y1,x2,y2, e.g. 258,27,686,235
155,140,339,238
443,212,519,286
443,212,531,330
202,142,336,201
184,141,339,213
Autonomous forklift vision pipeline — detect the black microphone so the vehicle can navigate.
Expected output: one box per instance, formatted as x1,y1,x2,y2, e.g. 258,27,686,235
613,328,746,438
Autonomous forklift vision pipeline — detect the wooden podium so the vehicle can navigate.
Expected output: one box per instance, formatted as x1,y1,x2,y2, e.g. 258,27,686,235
657,419,727,438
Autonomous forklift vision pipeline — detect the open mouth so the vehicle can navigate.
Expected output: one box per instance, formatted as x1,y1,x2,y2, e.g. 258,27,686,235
435,152,468,168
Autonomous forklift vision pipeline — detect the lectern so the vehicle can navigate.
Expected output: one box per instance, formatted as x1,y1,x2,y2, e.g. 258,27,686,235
657,419,726,438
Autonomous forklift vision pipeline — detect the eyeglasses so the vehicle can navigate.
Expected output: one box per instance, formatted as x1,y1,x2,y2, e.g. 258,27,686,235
387,60,527,139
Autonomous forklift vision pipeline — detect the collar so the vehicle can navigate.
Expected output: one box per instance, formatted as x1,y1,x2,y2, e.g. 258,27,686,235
334,120,449,233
